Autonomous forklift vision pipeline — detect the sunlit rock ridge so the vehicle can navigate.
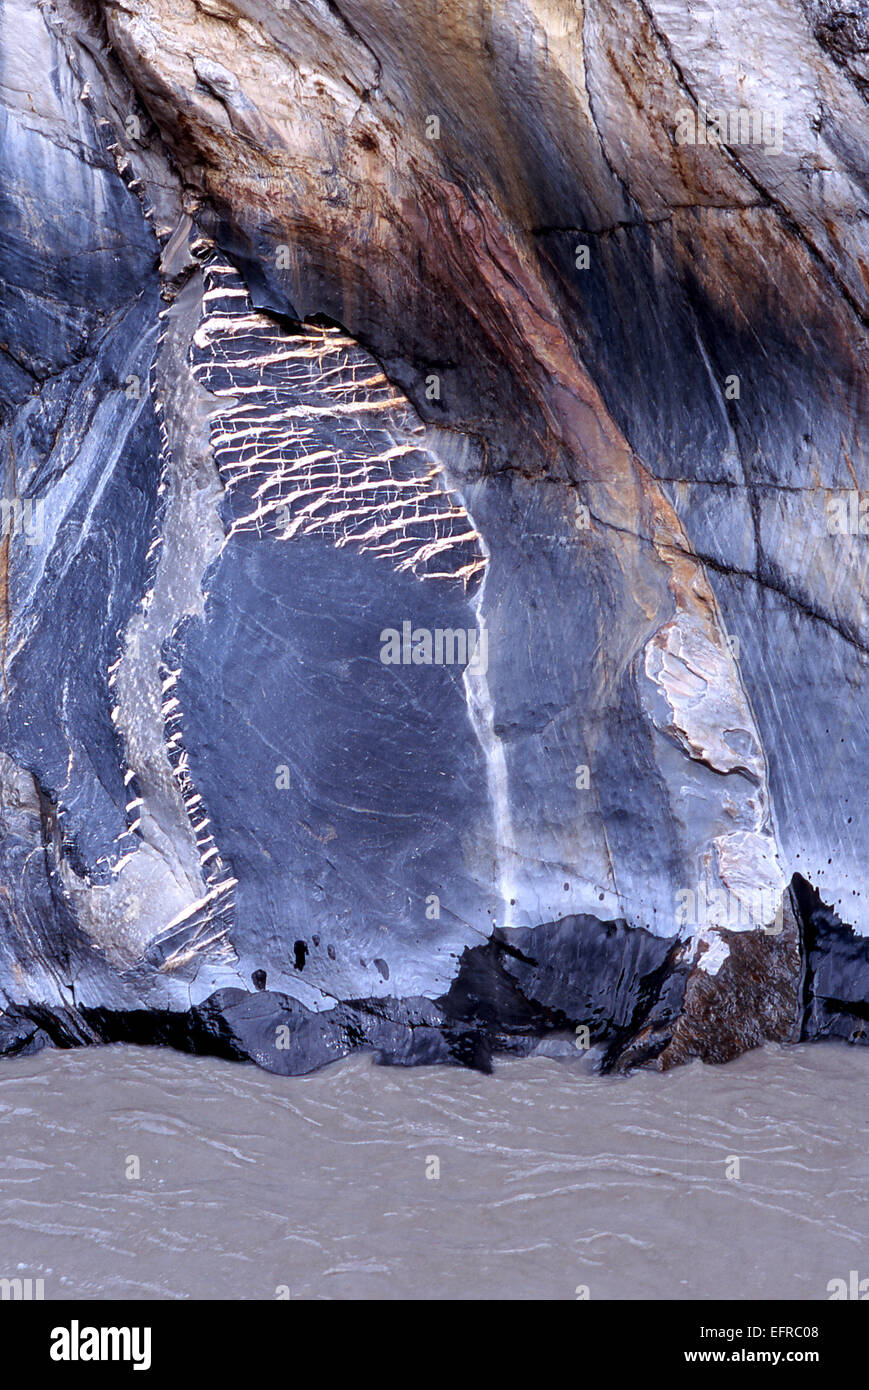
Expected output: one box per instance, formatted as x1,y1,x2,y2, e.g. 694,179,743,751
0,0,867,1072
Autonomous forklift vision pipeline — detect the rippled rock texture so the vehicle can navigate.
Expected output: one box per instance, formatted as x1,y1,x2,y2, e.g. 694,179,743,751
0,0,867,1073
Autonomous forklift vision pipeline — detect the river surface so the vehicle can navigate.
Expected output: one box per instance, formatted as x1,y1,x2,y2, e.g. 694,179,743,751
0,1041,865,1300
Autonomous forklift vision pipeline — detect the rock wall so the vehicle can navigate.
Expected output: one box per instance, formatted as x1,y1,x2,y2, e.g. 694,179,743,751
0,0,867,1072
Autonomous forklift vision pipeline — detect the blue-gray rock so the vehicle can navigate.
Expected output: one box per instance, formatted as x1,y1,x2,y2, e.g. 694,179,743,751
0,0,867,1076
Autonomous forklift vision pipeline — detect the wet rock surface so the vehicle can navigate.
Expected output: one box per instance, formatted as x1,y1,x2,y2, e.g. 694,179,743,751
794,873,869,1045
0,0,866,1074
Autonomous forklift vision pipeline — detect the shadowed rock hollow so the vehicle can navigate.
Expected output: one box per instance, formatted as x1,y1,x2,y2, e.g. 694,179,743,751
0,0,867,1072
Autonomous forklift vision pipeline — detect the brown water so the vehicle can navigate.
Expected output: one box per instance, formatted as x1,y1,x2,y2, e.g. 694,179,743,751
0,1042,865,1300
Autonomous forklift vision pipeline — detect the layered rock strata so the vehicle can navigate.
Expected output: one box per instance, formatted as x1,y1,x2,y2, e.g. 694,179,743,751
0,0,867,1073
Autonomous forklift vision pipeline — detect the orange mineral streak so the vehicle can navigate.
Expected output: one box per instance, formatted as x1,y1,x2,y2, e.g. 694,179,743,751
416,177,720,624
102,0,722,637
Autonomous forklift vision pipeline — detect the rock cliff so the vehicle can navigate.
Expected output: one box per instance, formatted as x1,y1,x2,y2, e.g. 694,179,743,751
1,0,867,1072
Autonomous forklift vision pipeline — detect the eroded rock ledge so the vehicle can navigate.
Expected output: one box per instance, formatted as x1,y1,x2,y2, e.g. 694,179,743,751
0,0,867,1075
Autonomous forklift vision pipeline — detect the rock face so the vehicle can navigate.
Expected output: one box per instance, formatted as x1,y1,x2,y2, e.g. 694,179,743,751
0,0,866,1074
